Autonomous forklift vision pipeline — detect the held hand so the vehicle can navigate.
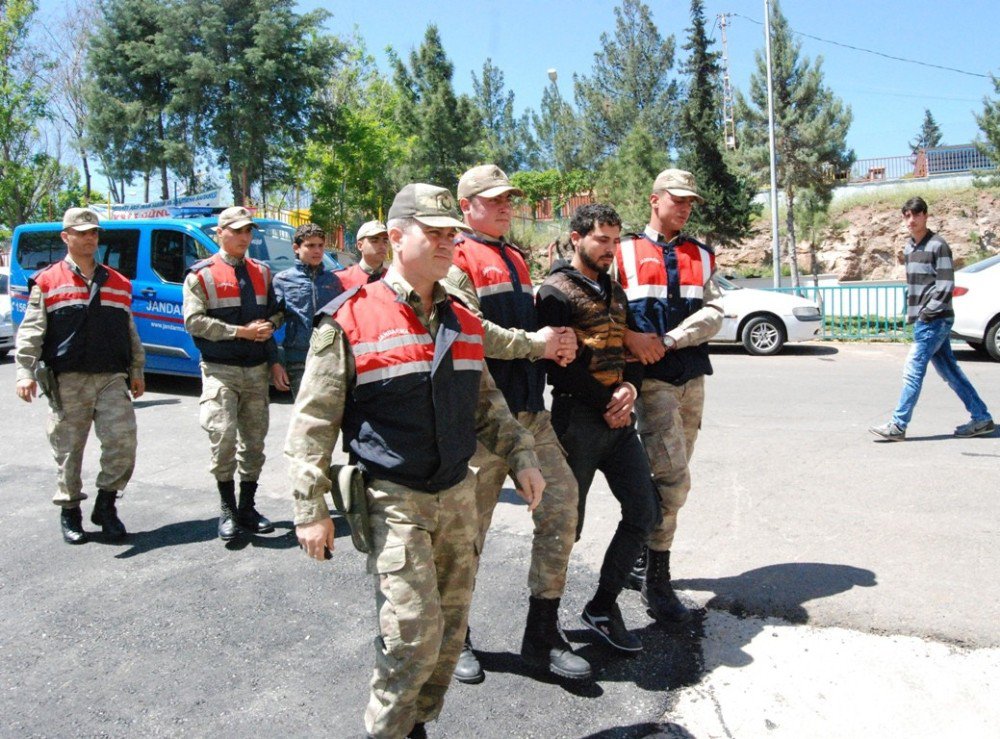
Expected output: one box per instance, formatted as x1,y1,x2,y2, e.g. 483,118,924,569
251,319,275,342
130,377,146,399
603,384,636,429
271,364,290,392
297,518,335,561
514,467,545,512
538,326,577,365
16,379,37,403
623,329,665,365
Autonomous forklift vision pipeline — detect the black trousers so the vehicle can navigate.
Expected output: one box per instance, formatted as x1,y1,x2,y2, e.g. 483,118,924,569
552,395,661,595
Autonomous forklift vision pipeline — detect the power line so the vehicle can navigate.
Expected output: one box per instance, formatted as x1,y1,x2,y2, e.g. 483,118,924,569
730,12,991,79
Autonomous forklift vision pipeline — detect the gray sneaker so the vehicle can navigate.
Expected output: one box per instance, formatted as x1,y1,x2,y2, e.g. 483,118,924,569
954,419,996,438
869,422,906,441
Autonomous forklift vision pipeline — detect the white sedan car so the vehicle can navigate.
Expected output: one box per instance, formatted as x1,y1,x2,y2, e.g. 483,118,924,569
952,253,1000,361
712,275,822,355
0,266,14,358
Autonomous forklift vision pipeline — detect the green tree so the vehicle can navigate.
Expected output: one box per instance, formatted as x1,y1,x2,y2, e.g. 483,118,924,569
528,77,584,172
0,0,67,228
471,59,527,173
734,0,853,286
593,126,669,229
574,0,679,160
299,37,409,234
974,75,1000,186
390,25,480,186
676,0,758,246
910,108,943,155
179,0,341,206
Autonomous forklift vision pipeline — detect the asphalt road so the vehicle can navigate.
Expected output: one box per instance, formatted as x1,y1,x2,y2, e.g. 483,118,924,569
0,341,997,737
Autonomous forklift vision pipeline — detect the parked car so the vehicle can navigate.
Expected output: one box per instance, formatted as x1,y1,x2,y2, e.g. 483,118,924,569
0,266,14,358
952,253,1000,361
712,275,822,355
9,209,341,377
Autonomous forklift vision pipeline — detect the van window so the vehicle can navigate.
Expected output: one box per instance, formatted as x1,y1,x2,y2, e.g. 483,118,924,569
97,230,140,280
16,231,66,271
152,230,212,283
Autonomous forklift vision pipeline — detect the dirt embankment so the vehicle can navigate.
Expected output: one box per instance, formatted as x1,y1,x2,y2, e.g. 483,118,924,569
716,191,1000,281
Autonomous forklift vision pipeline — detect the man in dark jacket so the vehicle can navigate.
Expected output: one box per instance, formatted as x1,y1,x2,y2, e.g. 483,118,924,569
274,223,343,398
537,203,660,653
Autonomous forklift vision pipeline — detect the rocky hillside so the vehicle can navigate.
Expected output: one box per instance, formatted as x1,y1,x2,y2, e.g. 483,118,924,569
716,189,1000,281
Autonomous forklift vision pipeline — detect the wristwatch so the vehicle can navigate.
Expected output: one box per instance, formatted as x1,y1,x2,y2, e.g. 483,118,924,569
662,335,677,350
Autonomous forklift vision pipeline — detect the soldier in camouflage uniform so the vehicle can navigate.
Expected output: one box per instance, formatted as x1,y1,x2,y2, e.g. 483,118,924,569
183,206,289,542
444,164,589,683
289,183,544,739
15,208,145,544
614,170,723,624
537,203,661,653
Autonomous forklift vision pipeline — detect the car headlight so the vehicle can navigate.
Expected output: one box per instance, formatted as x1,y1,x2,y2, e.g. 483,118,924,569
792,306,821,320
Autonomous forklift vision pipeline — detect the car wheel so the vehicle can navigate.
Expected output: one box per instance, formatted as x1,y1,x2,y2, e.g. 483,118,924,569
986,320,1000,362
741,315,785,355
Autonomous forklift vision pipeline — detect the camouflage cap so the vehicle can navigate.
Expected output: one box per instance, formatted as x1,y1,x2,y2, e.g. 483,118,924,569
356,220,388,241
62,207,101,232
457,164,524,200
652,169,705,203
387,184,470,231
218,205,260,230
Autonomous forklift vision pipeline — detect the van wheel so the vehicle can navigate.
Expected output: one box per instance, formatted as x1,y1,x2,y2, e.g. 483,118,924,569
741,315,785,355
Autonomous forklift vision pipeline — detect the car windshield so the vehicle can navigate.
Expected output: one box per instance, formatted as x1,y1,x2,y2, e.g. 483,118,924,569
714,275,740,290
200,222,340,271
959,254,1000,274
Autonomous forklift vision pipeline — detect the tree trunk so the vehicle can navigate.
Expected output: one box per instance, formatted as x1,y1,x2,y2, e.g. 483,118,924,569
82,154,92,203
158,115,169,200
143,172,151,203
785,193,802,291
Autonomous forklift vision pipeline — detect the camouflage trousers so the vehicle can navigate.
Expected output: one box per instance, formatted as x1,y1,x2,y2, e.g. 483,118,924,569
470,410,578,600
363,472,477,738
635,376,706,551
198,361,270,482
46,372,137,508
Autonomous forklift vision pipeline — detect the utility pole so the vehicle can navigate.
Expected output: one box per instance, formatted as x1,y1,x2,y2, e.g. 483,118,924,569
764,0,782,289
718,13,737,150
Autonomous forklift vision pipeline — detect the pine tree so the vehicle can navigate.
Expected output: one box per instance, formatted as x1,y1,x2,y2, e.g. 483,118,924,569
529,77,584,172
573,0,679,160
676,0,759,246
390,25,481,187
471,59,528,173
910,108,943,155
974,76,1000,185
734,0,853,286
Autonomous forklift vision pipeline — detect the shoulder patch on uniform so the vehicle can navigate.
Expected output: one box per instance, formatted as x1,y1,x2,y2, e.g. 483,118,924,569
310,321,340,352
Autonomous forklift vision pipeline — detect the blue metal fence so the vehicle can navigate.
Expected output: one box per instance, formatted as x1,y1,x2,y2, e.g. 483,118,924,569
768,284,910,341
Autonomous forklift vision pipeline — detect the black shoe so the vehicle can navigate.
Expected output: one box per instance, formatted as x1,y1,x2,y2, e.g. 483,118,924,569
60,507,88,545
91,489,127,540
453,629,484,684
520,596,592,680
625,547,647,591
218,481,239,541
406,722,427,739
237,481,275,534
581,601,642,652
643,549,691,624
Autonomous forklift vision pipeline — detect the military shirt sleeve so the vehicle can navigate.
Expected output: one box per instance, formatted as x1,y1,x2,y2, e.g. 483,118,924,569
128,316,145,380
182,272,240,341
14,285,46,383
284,317,352,526
444,264,546,360
474,367,539,474
666,270,724,348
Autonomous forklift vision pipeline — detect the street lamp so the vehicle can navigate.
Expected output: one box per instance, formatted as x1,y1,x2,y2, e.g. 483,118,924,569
547,68,557,84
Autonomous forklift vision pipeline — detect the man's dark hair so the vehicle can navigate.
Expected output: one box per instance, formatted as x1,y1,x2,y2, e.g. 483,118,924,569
570,203,622,237
293,223,326,245
901,197,928,215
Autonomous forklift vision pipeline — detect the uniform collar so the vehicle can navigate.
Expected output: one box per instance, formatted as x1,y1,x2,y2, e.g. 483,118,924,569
217,251,245,267
383,267,449,306
644,225,682,246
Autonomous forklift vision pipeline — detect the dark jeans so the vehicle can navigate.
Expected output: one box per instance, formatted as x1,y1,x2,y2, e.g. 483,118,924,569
552,395,661,596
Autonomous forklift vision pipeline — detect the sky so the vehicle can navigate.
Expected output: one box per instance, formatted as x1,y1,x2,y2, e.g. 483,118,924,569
31,0,1000,194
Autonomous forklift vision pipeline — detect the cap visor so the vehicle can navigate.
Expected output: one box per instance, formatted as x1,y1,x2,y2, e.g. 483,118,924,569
414,215,473,232
476,185,523,199
68,224,101,232
224,219,260,230
665,188,705,204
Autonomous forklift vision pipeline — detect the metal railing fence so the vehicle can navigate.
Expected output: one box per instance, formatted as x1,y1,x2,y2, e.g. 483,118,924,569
767,284,911,341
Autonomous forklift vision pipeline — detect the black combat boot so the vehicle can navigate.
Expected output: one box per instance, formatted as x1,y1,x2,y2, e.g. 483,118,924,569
452,627,484,684
91,489,127,540
625,546,647,591
520,596,592,680
237,480,274,534
217,480,239,541
60,506,88,545
642,549,691,623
